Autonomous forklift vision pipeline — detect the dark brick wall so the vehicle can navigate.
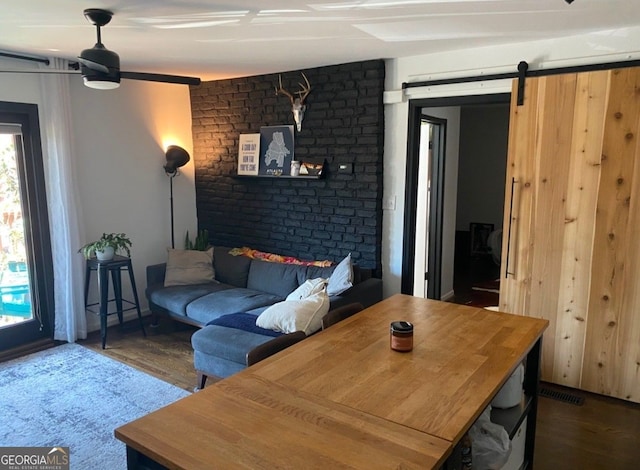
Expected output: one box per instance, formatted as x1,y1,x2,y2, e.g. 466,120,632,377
189,59,384,273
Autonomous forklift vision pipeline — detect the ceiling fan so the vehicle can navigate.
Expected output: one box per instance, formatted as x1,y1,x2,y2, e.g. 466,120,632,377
78,8,200,89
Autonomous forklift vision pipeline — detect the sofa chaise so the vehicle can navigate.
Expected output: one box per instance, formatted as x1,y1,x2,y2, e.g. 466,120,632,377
145,246,383,384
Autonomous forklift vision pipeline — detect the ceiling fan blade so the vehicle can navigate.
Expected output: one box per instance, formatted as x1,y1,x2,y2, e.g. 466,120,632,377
120,71,201,86
0,68,79,75
77,56,109,74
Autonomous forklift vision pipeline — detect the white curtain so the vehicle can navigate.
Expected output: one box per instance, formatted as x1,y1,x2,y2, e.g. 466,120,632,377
39,58,87,342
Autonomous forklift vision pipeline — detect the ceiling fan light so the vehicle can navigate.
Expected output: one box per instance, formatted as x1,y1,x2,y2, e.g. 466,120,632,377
83,75,120,89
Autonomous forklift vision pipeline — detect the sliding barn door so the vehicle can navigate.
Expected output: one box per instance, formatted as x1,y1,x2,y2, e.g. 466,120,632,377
500,67,640,403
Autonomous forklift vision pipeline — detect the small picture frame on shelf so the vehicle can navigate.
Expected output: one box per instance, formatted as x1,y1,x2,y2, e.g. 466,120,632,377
259,125,294,176
237,134,260,175
298,158,325,177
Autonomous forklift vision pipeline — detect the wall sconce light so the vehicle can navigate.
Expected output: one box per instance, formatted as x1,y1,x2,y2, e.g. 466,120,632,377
164,145,190,249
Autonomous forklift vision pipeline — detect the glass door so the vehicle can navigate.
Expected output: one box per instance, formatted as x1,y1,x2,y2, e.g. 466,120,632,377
0,133,32,329
0,103,53,354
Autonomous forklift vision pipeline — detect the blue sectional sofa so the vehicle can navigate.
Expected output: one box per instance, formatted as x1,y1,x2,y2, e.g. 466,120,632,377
145,246,383,383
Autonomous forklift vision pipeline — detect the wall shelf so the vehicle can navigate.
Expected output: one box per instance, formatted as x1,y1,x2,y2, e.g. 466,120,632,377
234,158,326,180
233,174,324,180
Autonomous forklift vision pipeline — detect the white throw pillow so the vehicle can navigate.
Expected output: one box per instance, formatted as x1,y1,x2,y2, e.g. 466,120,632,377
164,248,215,287
257,289,330,335
286,278,328,301
327,253,353,296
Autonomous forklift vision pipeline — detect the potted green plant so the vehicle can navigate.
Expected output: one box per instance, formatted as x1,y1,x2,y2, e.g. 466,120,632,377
184,229,210,251
79,232,132,261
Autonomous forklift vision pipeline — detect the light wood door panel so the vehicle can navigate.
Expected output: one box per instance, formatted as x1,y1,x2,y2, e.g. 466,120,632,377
553,71,608,386
527,73,577,382
581,68,640,402
500,77,539,316
500,67,640,402
501,73,587,383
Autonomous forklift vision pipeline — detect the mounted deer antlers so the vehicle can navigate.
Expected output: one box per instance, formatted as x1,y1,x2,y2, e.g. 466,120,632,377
275,72,311,132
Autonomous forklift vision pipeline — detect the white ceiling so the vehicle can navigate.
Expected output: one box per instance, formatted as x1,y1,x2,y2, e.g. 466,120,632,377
1,0,639,81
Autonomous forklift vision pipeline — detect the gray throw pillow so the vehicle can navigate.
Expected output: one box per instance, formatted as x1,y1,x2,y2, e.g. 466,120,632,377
164,248,215,287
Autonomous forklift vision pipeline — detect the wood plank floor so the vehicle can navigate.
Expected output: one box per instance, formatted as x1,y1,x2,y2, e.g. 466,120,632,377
534,383,640,469
80,318,640,469
80,317,208,392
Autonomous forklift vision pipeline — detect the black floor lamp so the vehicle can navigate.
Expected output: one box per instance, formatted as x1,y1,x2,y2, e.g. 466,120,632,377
163,145,190,249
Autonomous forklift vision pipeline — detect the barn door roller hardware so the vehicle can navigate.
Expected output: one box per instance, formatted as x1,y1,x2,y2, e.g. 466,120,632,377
516,61,528,106
402,58,640,106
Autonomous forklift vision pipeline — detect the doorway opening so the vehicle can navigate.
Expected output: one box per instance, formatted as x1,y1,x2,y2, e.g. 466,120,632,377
453,103,510,307
402,93,510,306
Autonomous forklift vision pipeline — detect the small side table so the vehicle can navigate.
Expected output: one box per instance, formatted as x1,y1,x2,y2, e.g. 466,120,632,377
84,255,146,349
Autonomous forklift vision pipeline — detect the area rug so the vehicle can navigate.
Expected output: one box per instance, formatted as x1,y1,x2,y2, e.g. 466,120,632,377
0,343,190,469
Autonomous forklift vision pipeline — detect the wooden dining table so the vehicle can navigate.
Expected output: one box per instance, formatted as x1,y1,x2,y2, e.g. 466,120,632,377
115,294,548,469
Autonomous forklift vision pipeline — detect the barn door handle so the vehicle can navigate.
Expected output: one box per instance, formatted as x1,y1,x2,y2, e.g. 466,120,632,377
505,177,518,278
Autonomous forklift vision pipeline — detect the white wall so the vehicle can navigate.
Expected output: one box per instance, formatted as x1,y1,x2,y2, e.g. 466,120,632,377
383,27,640,298
69,78,196,330
0,58,196,332
0,60,42,103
